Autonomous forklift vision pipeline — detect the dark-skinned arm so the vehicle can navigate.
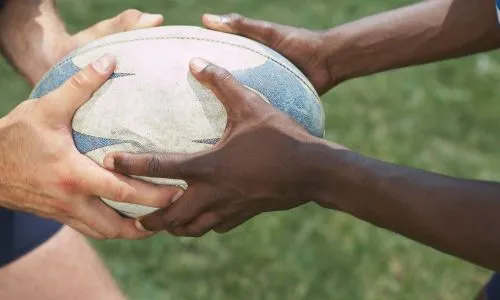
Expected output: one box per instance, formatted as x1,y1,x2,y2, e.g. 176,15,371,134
202,0,500,93
326,0,500,83
105,60,500,271
309,140,500,272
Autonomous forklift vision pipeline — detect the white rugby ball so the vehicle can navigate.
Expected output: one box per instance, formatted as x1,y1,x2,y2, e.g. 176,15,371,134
30,26,325,218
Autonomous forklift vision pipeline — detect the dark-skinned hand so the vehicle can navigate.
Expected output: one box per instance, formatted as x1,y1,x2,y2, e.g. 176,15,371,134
202,13,336,95
104,58,345,236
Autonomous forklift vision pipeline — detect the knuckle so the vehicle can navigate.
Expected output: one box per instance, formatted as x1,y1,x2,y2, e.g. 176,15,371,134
122,8,142,17
112,183,131,202
168,228,183,237
117,9,142,28
98,223,122,240
186,228,204,237
207,67,232,85
227,13,244,27
56,169,83,195
260,22,279,44
162,214,179,230
260,21,276,35
188,223,211,237
69,70,92,91
147,154,164,176
214,226,230,234
103,228,120,240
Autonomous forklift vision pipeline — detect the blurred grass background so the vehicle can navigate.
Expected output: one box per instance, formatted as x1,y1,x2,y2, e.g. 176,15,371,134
1,0,498,299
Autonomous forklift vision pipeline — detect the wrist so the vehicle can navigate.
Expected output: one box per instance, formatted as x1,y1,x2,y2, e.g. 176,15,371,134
294,137,351,209
320,0,500,85
299,138,386,215
319,28,354,86
5,32,71,85
320,22,399,85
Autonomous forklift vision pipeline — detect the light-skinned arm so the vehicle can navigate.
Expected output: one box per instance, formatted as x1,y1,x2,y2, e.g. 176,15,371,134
0,0,163,85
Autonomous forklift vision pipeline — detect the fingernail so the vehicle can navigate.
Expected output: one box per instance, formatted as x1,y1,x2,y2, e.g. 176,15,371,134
190,58,210,73
103,156,114,170
204,14,224,24
203,14,233,32
138,13,163,26
92,54,115,74
135,219,149,232
171,189,184,204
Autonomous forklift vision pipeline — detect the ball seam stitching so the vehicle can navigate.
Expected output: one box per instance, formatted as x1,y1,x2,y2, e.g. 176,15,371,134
36,36,320,102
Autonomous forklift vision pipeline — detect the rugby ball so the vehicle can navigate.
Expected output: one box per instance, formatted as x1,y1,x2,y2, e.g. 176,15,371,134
30,26,325,218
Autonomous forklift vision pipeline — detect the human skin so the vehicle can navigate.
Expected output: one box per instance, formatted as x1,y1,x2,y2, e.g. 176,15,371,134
106,0,500,271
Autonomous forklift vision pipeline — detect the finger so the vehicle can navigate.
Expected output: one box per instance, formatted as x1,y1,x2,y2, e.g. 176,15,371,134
104,151,213,180
170,212,222,237
55,214,104,239
76,197,154,240
44,54,116,120
89,198,155,240
203,13,287,47
190,58,259,116
70,154,184,207
213,213,257,234
73,10,163,45
65,219,105,240
139,185,214,231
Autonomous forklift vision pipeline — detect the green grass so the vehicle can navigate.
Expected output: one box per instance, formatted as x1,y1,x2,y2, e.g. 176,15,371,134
1,0,498,299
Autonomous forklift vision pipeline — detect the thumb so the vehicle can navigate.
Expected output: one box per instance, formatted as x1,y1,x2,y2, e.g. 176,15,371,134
189,57,260,117
43,54,116,120
202,13,288,47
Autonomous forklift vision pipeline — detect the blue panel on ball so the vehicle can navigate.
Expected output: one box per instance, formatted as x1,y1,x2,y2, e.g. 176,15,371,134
30,59,134,99
30,59,81,99
192,138,220,145
232,60,324,138
73,130,126,154
30,58,135,153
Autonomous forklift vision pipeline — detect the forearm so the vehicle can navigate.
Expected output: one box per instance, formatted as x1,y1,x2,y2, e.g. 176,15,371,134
325,0,500,83
0,0,69,85
306,140,500,271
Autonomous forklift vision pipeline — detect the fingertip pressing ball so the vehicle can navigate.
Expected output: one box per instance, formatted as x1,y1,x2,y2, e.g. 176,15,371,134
30,26,325,218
